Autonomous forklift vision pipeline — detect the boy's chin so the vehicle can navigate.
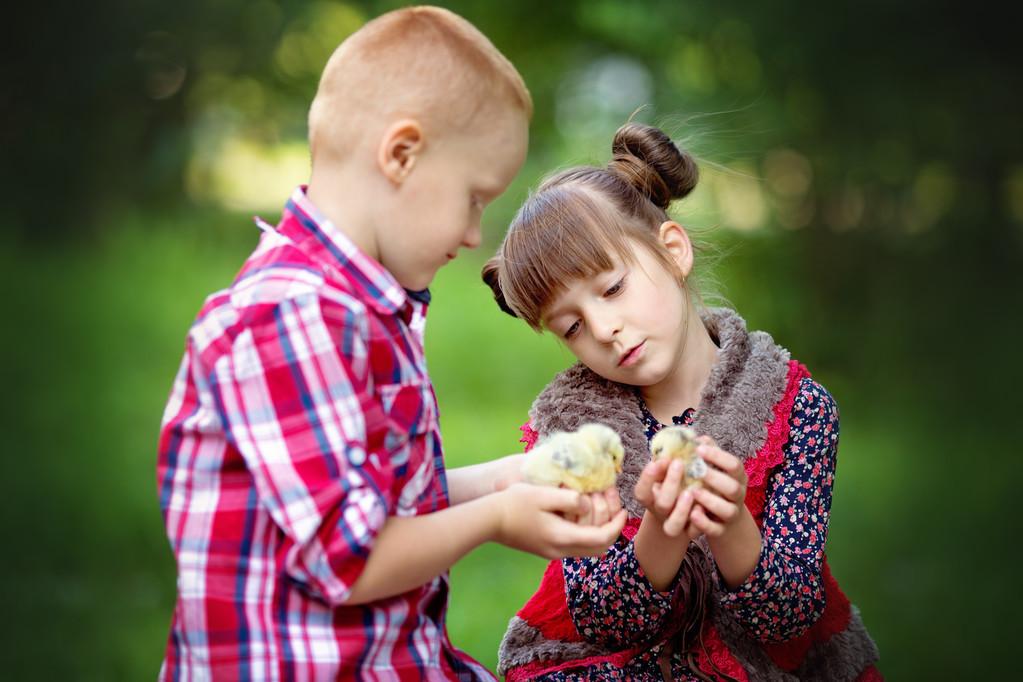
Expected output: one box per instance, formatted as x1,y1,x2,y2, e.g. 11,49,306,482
397,270,438,293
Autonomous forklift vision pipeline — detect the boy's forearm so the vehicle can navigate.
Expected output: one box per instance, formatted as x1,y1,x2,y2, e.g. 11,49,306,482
446,453,524,505
344,493,502,604
634,512,689,591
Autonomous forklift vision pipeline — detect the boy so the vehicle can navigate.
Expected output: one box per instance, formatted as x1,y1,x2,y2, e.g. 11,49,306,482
156,6,625,680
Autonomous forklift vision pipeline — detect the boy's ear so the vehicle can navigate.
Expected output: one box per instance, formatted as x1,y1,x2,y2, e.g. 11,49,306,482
658,221,693,278
377,119,424,184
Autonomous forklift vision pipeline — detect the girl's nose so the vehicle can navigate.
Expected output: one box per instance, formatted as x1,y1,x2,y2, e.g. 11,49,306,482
589,311,621,343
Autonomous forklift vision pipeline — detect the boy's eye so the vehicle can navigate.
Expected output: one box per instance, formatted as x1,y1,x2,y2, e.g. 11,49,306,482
564,320,581,339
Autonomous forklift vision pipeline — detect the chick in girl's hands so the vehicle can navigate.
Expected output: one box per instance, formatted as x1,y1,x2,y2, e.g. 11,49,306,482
650,426,707,490
522,423,624,493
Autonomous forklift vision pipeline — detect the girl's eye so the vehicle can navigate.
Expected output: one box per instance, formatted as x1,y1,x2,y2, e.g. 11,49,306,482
564,320,581,339
605,277,625,297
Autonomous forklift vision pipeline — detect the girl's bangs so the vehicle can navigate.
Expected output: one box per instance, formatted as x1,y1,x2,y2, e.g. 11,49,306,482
500,186,636,330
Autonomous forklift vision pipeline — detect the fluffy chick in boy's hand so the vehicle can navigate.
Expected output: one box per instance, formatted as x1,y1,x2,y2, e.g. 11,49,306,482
650,426,707,490
521,423,624,493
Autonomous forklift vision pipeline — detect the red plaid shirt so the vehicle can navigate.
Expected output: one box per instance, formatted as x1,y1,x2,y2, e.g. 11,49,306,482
157,187,495,681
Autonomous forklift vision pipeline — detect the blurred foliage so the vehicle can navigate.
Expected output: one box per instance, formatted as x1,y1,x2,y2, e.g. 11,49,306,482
2,0,1020,679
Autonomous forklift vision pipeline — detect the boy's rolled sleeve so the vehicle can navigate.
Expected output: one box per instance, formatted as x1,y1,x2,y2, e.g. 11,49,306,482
213,291,392,605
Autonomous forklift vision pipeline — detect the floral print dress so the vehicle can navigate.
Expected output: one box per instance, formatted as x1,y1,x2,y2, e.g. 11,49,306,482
535,378,839,681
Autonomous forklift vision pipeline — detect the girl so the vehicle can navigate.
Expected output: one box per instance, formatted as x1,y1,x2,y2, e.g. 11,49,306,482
482,123,881,681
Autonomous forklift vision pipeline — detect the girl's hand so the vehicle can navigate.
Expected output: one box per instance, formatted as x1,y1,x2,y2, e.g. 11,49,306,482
689,436,749,538
494,483,626,559
634,458,702,541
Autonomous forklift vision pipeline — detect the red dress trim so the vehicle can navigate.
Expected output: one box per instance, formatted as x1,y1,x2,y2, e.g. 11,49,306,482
744,361,810,526
695,623,750,682
520,421,540,452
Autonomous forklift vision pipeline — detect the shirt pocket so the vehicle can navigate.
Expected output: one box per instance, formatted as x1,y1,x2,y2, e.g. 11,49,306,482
376,379,437,467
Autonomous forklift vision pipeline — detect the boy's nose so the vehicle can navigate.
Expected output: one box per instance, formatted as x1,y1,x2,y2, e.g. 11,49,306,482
462,222,482,249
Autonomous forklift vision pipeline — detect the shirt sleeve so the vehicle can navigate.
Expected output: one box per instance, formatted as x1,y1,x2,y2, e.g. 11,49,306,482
717,378,838,642
563,535,684,649
210,290,392,606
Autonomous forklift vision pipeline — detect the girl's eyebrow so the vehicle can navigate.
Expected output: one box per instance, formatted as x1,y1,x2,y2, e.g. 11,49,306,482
540,307,563,326
542,299,573,326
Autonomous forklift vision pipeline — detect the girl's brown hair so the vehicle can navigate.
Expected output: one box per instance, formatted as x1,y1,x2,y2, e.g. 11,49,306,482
482,122,701,330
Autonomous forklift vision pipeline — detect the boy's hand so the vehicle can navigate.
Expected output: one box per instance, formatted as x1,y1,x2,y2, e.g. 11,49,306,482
687,436,749,539
494,483,626,560
493,453,526,492
573,487,622,526
634,457,702,541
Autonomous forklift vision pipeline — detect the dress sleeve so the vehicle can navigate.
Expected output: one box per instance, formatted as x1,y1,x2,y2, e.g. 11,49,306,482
718,378,838,642
562,534,687,649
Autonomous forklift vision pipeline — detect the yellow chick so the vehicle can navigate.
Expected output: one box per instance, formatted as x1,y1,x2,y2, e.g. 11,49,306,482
575,423,625,474
649,426,707,490
521,423,624,493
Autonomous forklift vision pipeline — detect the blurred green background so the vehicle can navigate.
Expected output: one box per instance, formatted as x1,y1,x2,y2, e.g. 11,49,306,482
3,0,1019,679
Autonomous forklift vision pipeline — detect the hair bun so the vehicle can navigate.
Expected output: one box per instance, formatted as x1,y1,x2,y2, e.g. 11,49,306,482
608,123,698,209
481,256,518,318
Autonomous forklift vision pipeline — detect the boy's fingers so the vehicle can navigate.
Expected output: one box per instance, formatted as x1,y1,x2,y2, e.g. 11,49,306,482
604,487,622,517
533,485,587,514
589,492,610,525
571,509,627,555
577,492,593,517
572,500,592,526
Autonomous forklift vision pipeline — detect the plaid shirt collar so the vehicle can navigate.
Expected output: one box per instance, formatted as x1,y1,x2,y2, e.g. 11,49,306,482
262,186,424,319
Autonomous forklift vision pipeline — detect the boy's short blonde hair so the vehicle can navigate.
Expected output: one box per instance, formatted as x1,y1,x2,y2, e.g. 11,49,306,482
309,6,532,162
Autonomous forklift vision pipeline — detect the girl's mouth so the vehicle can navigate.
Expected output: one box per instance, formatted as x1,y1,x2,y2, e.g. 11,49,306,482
619,341,645,367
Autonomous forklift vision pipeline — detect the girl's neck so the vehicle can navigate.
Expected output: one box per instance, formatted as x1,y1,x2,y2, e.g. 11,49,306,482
639,310,719,424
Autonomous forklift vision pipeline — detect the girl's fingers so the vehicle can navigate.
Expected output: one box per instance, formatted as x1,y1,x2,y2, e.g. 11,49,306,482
692,487,737,523
700,468,743,501
634,459,667,506
654,460,685,516
697,444,746,480
662,489,694,537
690,505,725,537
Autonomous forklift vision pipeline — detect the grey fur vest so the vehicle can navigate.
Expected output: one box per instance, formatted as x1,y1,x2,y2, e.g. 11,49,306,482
498,308,880,681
